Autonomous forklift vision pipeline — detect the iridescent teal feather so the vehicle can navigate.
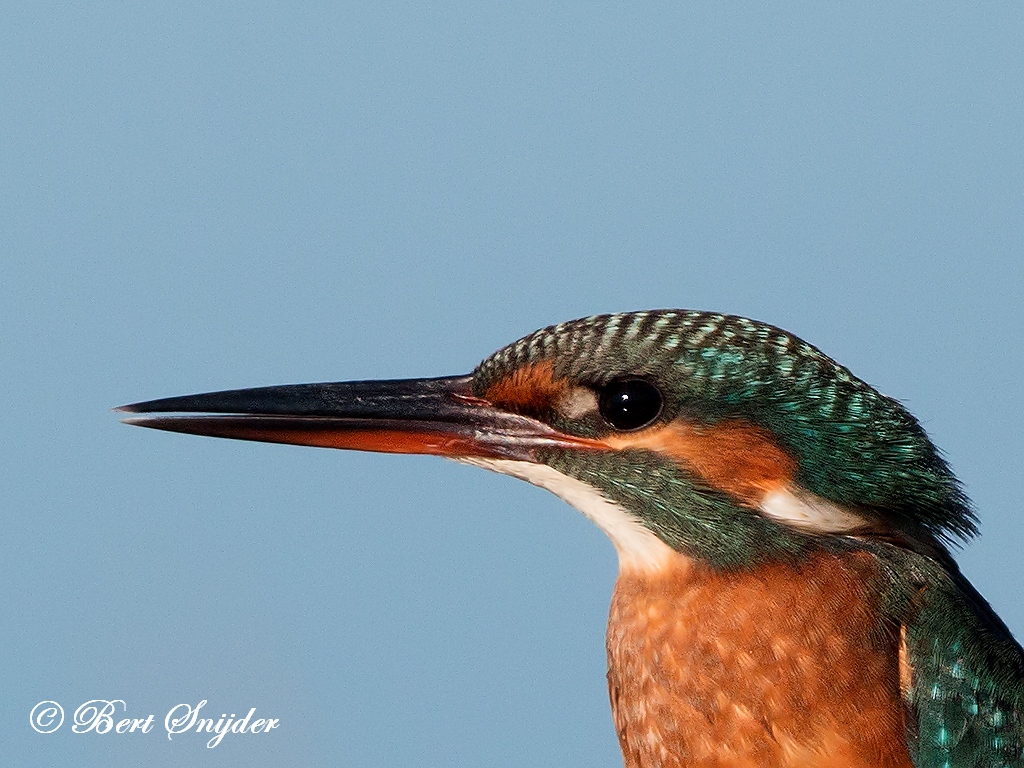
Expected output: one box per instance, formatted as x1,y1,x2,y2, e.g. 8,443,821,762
906,568,1024,767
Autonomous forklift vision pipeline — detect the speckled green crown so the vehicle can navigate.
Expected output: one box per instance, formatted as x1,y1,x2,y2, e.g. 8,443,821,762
475,310,976,545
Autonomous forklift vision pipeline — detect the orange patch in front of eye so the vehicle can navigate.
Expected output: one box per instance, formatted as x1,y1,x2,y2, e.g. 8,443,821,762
483,360,568,411
603,419,797,506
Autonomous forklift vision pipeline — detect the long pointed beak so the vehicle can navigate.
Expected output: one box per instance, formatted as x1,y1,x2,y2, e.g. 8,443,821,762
118,375,595,461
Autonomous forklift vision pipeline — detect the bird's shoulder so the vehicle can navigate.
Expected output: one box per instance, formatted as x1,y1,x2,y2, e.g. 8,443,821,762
895,553,1024,767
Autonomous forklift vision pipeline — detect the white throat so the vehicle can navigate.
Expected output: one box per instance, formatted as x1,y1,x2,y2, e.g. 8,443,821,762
456,457,676,572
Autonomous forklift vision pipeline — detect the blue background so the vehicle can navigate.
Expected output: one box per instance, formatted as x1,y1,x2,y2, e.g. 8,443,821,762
3,3,1022,765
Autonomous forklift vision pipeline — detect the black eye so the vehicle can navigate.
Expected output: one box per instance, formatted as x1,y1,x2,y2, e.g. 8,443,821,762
598,378,663,431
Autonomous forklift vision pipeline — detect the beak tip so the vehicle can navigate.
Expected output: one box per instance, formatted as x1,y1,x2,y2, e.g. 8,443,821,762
120,415,159,429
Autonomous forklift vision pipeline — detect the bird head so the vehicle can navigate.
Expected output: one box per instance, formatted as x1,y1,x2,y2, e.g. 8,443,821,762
121,310,974,571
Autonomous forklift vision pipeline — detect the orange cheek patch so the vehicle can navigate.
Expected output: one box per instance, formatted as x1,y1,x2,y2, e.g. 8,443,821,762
603,419,798,506
483,360,568,412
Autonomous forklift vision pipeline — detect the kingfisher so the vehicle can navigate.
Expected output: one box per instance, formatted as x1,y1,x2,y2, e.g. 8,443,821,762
120,310,1023,767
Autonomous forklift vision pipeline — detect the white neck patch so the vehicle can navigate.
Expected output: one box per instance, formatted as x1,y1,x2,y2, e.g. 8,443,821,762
758,486,865,534
455,457,676,572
